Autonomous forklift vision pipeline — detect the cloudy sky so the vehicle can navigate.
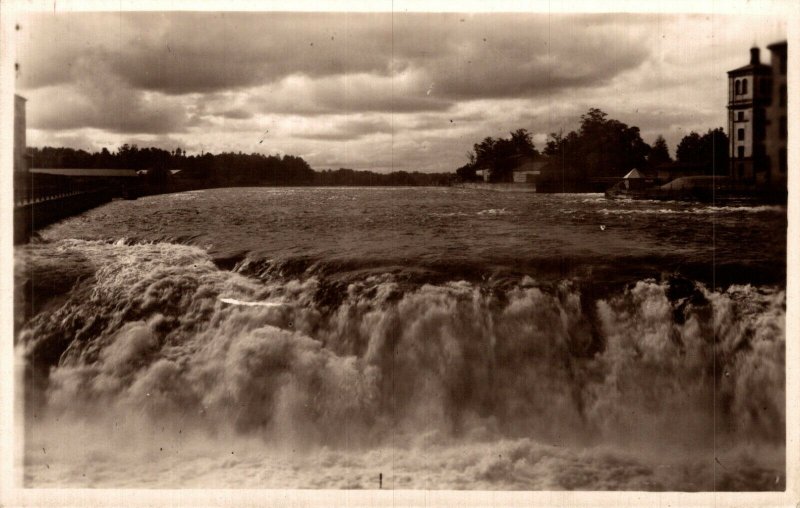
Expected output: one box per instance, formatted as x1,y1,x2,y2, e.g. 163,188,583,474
13,8,787,172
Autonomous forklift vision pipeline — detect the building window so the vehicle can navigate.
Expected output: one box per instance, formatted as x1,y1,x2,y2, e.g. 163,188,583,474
737,128,745,140
735,80,741,95
780,116,787,139
738,146,745,158
742,79,748,94
737,111,744,121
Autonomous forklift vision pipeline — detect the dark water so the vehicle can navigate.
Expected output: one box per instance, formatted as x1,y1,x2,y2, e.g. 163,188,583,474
16,187,786,490
36,187,787,287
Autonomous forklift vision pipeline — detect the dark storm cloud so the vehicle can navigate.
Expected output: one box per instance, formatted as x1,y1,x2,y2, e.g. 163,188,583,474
18,12,395,94
390,13,651,99
19,12,651,106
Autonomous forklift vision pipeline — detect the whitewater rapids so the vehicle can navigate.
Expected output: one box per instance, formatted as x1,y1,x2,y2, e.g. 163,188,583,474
16,238,785,490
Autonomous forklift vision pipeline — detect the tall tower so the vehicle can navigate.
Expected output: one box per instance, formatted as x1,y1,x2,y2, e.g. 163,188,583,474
727,47,772,187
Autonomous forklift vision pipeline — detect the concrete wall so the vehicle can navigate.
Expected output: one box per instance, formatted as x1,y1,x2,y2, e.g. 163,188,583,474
765,43,788,189
14,95,27,173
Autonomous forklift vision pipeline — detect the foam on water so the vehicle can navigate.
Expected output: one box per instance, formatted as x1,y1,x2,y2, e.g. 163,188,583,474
598,205,786,215
219,297,288,308
16,239,785,490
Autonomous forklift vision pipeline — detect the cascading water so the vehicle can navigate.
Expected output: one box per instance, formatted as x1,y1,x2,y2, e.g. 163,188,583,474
16,188,786,490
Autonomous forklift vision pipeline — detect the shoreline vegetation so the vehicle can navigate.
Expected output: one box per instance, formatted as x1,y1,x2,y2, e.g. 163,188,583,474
455,108,728,193
22,145,453,193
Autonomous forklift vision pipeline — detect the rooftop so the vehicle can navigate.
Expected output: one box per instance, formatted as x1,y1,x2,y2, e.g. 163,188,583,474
30,168,139,177
727,43,785,75
767,40,787,51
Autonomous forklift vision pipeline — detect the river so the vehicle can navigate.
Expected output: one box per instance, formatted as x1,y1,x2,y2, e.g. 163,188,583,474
15,187,786,490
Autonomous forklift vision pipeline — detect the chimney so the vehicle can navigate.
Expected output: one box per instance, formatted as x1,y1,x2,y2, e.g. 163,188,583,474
750,47,760,64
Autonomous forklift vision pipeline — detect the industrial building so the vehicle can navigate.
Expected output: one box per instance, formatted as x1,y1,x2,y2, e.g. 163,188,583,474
727,41,788,191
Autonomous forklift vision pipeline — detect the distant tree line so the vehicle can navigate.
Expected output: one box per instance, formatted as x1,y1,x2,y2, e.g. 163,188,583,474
455,108,729,191
27,145,452,187
315,168,452,186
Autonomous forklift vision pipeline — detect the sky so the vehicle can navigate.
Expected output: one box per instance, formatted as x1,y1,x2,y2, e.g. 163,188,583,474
12,9,788,172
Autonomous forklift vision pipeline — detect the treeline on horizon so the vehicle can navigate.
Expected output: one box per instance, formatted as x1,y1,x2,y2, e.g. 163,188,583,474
456,108,729,190
26,144,452,187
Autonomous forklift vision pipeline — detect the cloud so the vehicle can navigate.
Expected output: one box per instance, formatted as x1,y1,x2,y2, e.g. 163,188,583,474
218,109,254,120
292,116,393,141
18,12,395,94
14,11,787,172
19,12,651,103
23,54,189,134
243,73,454,117
27,86,188,134
392,14,652,100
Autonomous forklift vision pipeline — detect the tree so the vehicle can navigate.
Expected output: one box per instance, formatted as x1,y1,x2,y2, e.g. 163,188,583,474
538,108,651,191
676,128,728,173
676,132,703,163
575,108,650,178
460,128,538,182
509,128,537,158
456,163,478,182
648,135,672,166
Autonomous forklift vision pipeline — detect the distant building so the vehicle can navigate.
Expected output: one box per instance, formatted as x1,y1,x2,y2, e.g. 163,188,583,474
475,168,491,182
14,94,30,173
727,42,787,190
30,168,139,178
475,154,547,184
511,154,548,184
652,161,714,182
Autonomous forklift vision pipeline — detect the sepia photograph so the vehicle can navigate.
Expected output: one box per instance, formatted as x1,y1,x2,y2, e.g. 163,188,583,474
1,0,796,503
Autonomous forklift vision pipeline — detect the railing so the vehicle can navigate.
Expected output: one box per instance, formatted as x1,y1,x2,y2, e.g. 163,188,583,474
14,189,99,208
13,187,115,244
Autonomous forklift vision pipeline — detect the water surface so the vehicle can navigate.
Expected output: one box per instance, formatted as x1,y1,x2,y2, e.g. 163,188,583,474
17,187,786,490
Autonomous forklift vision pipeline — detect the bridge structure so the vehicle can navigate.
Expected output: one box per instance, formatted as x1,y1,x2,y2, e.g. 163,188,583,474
13,169,141,244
